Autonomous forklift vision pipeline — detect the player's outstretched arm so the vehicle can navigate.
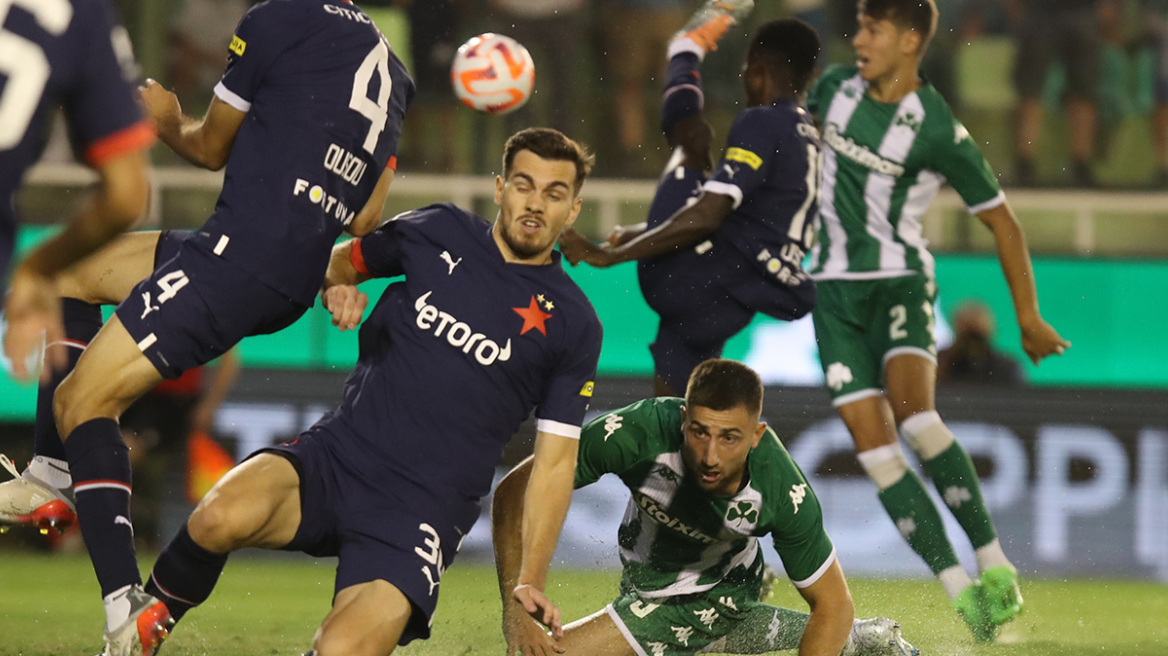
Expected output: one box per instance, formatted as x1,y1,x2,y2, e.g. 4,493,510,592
320,240,372,331
976,202,1071,364
3,149,150,380
492,456,566,655
559,192,733,267
139,80,246,171
518,432,578,633
347,167,396,237
793,561,854,656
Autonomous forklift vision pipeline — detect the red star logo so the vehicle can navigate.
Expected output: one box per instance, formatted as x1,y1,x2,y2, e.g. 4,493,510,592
513,296,553,336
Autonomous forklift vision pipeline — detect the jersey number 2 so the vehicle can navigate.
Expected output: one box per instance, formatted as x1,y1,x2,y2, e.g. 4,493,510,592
0,0,73,150
349,39,392,155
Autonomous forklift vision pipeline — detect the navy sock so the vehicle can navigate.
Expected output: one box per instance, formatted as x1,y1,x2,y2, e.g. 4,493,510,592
146,523,228,622
661,52,704,137
34,298,102,462
65,418,140,597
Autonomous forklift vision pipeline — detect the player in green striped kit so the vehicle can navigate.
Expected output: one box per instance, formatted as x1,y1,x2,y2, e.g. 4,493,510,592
493,359,919,656
806,0,1070,643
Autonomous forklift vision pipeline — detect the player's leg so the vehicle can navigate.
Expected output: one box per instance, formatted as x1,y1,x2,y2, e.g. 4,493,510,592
699,605,920,656
885,354,1022,629
311,581,413,656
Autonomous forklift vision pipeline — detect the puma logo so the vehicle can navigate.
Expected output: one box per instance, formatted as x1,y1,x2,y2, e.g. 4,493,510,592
439,250,462,275
114,515,134,535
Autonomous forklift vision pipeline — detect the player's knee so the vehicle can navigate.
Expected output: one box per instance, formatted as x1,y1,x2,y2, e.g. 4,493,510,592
53,374,87,438
856,442,910,491
899,410,955,461
187,490,250,553
313,619,396,656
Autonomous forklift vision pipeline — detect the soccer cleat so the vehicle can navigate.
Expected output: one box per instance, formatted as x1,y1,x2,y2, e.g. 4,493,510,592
758,563,779,601
102,585,175,656
953,581,996,644
0,454,76,533
845,618,921,656
672,0,755,53
980,565,1024,627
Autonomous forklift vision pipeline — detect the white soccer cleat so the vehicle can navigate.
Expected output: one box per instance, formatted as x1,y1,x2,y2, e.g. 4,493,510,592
845,617,921,656
102,585,175,656
672,0,756,53
0,454,76,534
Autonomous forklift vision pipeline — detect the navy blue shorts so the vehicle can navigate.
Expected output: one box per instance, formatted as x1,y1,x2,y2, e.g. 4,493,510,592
117,236,308,379
258,427,478,645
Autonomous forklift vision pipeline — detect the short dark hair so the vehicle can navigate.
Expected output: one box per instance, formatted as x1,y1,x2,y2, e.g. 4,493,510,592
748,19,821,95
685,359,763,418
502,128,595,193
858,0,938,54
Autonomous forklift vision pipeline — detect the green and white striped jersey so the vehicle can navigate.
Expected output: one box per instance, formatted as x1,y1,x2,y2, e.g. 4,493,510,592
807,65,1005,279
575,397,836,598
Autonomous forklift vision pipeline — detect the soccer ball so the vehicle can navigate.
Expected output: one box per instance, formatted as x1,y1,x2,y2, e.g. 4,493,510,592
450,33,534,115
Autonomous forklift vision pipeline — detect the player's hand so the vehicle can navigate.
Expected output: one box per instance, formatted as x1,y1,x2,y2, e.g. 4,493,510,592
502,608,564,656
1019,316,1070,365
512,584,563,640
602,223,642,249
2,267,64,383
137,78,182,125
322,284,368,331
558,228,613,268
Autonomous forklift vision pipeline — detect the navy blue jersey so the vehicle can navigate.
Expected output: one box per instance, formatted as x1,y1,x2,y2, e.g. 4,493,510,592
196,0,414,306
703,100,821,289
0,0,151,274
317,203,602,508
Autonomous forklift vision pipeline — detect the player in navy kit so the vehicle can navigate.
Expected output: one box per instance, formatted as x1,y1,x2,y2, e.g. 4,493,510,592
0,0,152,378
1,2,414,655
559,3,822,396
136,128,601,656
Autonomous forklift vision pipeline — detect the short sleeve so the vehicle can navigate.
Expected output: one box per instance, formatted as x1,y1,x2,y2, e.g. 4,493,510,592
353,213,411,278
214,1,302,111
534,313,602,440
704,109,781,209
930,119,1005,214
806,64,848,121
764,432,837,588
574,400,660,488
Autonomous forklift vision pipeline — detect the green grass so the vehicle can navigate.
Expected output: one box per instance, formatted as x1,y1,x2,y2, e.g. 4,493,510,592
1,551,1165,655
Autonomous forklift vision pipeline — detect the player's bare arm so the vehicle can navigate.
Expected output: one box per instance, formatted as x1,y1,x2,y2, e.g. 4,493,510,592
139,80,246,171
517,431,578,636
976,202,1071,364
794,560,854,656
602,222,648,248
558,192,733,267
493,456,565,656
320,240,373,331
347,167,396,237
3,149,150,380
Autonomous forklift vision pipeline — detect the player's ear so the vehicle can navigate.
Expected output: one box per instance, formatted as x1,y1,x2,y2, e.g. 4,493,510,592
564,194,583,227
901,28,922,57
494,175,505,206
751,422,766,448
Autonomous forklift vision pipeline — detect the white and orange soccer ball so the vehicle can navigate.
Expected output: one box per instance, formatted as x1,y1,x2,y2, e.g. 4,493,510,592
450,33,534,115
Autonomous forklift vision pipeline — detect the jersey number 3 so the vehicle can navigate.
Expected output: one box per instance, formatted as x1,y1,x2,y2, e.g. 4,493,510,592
0,0,73,150
349,39,392,155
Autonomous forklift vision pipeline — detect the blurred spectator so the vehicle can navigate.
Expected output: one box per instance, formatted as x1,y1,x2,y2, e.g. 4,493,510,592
601,0,691,174
393,0,461,172
490,0,587,134
937,303,1024,385
1145,0,1168,185
168,0,251,109
922,0,981,113
1004,0,1113,188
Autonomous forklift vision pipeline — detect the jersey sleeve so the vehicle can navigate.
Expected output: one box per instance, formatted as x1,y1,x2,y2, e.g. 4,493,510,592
574,399,663,488
929,119,1005,214
763,430,838,589
68,3,154,166
351,211,414,278
806,65,847,121
703,108,782,209
534,309,602,440
214,1,302,111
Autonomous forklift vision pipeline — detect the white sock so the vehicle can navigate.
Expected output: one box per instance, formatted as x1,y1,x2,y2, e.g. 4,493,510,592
27,456,72,490
103,584,134,631
667,37,706,61
938,565,974,600
976,538,1013,573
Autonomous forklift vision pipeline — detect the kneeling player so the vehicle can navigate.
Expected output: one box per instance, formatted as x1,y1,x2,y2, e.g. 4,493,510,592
493,359,920,656
559,1,821,396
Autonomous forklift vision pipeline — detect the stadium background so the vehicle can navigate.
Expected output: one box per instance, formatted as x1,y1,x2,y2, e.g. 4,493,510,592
2,1,1167,653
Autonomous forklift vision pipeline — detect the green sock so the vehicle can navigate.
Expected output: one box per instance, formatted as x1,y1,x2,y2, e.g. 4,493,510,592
703,604,809,654
922,441,998,549
878,470,961,575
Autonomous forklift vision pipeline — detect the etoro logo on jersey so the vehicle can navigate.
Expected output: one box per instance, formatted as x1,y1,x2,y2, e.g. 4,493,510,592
413,291,512,365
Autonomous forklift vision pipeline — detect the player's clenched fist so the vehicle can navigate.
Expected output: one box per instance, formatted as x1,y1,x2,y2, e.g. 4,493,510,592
137,78,182,126
1020,317,1071,365
322,284,368,331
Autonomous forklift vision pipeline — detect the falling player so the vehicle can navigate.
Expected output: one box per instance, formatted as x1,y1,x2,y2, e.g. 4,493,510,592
559,0,821,397
494,359,919,656
0,1,413,654
806,0,1070,642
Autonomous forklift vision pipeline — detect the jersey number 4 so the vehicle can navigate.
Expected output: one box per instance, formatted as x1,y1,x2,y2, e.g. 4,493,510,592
349,39,392,155
0,0,73,150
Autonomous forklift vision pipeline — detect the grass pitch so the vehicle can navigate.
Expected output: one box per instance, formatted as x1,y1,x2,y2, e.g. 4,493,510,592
1,551,1165,655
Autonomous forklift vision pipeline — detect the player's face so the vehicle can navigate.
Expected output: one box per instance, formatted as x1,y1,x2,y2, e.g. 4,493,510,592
680,404,767,496
493,150,583,264
742,57,768,106
852,14,919,83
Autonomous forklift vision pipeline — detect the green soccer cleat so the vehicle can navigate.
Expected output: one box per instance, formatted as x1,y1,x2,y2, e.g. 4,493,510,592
953,582,996,644
672,0,755,53
980,565,1024,627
